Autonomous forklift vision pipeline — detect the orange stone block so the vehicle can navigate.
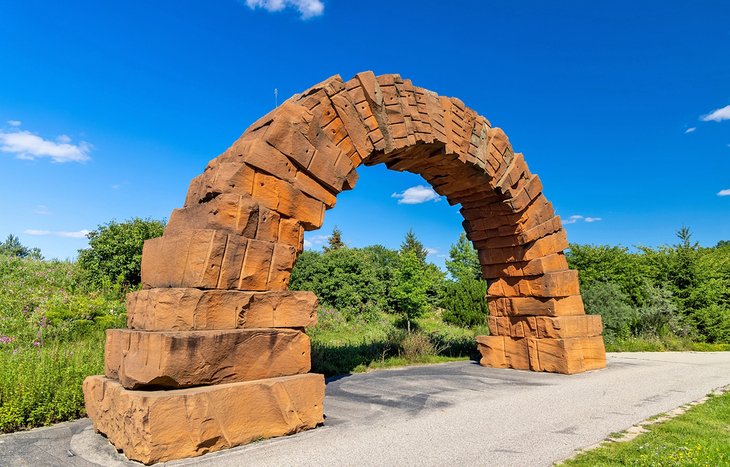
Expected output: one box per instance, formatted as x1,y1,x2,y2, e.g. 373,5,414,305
83,374,324,464
535,315,603,339
126,288,318,331
477,335,606,374
487,270,580,297
487,295,586,317
105,328,311,389
141,230,295,291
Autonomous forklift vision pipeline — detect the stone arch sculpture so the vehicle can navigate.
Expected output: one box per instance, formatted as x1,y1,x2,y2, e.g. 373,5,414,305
83,72,606,464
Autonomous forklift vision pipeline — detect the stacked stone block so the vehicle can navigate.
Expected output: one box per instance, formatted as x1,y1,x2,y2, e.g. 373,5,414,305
83,71,605,464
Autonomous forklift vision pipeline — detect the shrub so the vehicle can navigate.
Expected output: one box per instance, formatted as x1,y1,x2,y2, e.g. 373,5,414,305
76,218,165,290
441,277,488,328
582,281,636,339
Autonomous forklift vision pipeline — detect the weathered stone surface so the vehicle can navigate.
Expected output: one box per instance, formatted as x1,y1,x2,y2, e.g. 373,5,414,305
487,295,586,317
487,270,580,297
105,328,311,389
477,335,606,374
127,288,317,331
535,315,603,339
141,230,296,291
83,374,324,464
481,253,568,279
488,315,602,339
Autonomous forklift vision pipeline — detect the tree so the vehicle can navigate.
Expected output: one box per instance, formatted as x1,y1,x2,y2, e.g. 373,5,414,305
323,226,345,253
0,234,42,260
446,233,481,281
400,229,427,263
391,250,430,332
76,218,165,289
289,248,387,316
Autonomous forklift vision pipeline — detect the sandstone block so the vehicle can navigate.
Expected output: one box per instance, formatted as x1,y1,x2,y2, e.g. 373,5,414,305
478,230,568,265
168,194,302,249
533,336,606,374
535,315,603,339
127,288,317,331
105,328,311,389
141,230,295,291
481,253,568,279
487,295,585,317
83,374,324,465
487,270,580,297
487,316,539,338
477,335,606,374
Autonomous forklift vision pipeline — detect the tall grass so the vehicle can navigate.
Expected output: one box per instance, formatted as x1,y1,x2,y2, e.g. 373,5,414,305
0,255,125,433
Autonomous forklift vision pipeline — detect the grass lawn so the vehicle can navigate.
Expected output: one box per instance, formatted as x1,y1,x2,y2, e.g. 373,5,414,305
562,390,730,466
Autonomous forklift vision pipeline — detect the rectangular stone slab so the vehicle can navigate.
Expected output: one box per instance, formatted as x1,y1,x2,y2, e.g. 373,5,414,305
127,288,318,331
487,270,580,298
105,328,311,389
140,230,296,291
477,335,606,374
487,295,585,317
488,315,603,339
83,374,324,465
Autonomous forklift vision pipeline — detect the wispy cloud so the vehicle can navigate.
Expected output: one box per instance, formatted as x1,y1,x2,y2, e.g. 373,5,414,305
701,105,730,122
244,0,324,19
24,229,90,239
563,215,602,225
303,234,328,249
684,127,696,134
425,247,438,256
392,185,441,205
718,189,730,197
0,124,91,163
33,205,51,216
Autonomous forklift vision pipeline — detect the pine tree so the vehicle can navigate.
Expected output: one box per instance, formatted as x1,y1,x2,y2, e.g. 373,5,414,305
400,229,427,263
323,226,345,253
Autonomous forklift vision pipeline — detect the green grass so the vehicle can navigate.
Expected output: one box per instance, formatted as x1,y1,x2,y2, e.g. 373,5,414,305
309,308,484,377
0,255,125,433
562,391,730,466
605,335,730,352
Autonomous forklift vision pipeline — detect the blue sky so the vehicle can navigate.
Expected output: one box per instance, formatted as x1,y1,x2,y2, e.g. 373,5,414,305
0,0,728,266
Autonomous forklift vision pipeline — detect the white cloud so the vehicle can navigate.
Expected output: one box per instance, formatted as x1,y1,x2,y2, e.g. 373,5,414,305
244,0,324,18
33,205,51,216
425,247,438,256
392,185,442,205
0,128,91,163
303,234,328,249
701,105,730,122
7,120,21,127
563,214,602,225
684,127,696,134
563,215,583,225
718,189,730,197
24,229,90,239
24,229,51,236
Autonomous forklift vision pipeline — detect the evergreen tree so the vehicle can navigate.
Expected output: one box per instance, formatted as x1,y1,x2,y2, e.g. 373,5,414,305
323,226,345,253
400,229,427,263
0,234,43,260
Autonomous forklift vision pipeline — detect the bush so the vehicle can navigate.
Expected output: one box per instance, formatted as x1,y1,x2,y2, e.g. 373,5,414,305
290,249,387,318
441,277,488,328
76,218,165,290
582,282,636,340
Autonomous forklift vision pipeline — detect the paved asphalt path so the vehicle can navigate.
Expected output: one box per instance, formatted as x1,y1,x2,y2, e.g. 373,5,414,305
2,352,729,467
